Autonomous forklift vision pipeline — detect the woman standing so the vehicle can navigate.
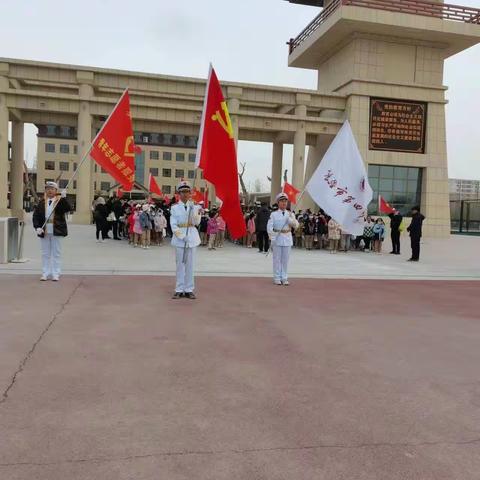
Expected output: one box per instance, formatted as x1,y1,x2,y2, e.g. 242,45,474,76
132,205,143,247
328,218,341,253
372,218,386,254
304,215,315,250
94,197,108,243
246,212,256,248
215,214,226,248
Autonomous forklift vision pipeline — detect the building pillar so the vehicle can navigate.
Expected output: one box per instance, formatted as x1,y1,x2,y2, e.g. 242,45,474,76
10,120,24,219
0,76,9,216
270,142,283,204
74,83,94,224
292,104,307,193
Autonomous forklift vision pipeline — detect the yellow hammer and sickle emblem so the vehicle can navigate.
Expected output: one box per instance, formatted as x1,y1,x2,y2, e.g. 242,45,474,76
124,136,134,157
211,101,234,139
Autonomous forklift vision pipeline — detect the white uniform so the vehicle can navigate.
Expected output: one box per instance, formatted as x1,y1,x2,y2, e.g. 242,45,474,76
267,209,299,284
41,198,62,279
170,201,201,293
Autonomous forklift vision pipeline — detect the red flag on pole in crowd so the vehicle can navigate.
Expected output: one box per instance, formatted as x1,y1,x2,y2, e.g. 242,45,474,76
148,173,163,197
192,188,204,204
116,187,124,199
283,182,300,204
379,195,395,214
90,89,136,191
195,66,247,239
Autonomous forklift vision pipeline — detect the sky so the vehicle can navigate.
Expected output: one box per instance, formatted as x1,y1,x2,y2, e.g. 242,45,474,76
1,0,479,187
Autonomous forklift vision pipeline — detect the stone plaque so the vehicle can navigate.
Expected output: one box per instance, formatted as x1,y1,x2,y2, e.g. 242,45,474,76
369,98,427,154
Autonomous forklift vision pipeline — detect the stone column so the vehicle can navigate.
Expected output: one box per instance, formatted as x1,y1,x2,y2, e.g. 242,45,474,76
0,76,9,216
10,120,24,219
292,104,307,193
270,142,283,204
74,83,94,224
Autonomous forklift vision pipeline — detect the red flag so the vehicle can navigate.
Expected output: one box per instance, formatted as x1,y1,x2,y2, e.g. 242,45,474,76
90,90,136,191
116,187,124,199
283,182,300,204
148,173,163,197
192,188,203,204
196,66,246,239
379,195,395,214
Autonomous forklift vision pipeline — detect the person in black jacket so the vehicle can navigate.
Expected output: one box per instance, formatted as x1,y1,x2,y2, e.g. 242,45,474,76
255,202,271,253
32,181,71,281
94,197,109,242
406,206,425,261
388,209,403,255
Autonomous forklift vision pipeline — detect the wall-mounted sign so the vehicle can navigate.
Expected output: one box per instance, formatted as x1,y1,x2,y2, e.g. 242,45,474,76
369,98,427,154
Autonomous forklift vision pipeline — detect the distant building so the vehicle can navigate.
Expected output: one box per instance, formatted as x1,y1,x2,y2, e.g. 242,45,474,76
449,178,480,201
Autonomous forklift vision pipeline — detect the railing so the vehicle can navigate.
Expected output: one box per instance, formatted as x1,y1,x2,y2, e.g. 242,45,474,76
288,0,480,54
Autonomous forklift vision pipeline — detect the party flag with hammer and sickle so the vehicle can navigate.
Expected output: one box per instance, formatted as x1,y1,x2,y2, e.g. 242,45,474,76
195,66,246,239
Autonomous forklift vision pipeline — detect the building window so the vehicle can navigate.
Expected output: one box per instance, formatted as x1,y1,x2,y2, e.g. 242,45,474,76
150,168,159,176
60,126,72,138
46,125,57,136
176,153,185,162
162,185,171,194
162,168,171,178
188,153,196,163
73,163,78,170
45,143,55,153
95,165,98,173
163,134,172,145
45,160,55,170
150,150,159,160
163,151,172,161
73,180,77,189
368,165,422,216
59,144,70,154
58,179,68,189
73,145,78,155
175,169,184,178
94,182,97,190
59,162,69,171
100,182,110,191
188,170,195,179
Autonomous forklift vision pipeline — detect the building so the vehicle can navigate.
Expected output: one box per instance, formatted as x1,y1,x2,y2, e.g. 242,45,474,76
449,178,480,201
36,125,206,207
0,0,479,235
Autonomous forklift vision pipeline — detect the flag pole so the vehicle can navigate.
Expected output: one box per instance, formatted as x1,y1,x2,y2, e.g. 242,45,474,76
40,88,130,231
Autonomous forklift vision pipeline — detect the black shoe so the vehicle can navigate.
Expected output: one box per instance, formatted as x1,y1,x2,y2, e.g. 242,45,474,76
185,292,196,300
114,237,121,240
389,251,395,254
172,292,183,299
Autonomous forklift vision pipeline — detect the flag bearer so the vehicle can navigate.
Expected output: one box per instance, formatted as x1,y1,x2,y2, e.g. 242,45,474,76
267,192,299,286
170,181,201,299
32,181,71,281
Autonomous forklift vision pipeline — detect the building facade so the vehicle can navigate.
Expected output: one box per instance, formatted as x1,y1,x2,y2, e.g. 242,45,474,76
449,178,480,201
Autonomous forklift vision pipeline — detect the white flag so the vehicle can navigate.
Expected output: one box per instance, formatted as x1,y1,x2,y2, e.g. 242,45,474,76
305,120,372,235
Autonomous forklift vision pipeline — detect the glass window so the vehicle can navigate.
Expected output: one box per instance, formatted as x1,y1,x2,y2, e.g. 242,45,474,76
134,132,142,143
100,182,110,191
163,151,172,161
150,168,159,176
188,153,196,163
59,162,69,171
73,180,77,190
380,166,394,179
186,136,197,148
150,133,160,145
368,164,379,178
150,150,159,160
73,163,78,170
45,143,55,153
58,179,68,189
394,167,408,179
175,169,184,178
188,170,195,179
163,134,172,145
393,179,406,192
60,144,69,154
45,160,55,170
142,134,150,144
176,153,185,162
162,168,171,178
175,135,186,146
379,179,393,191
73,145,78,155
60,126,71,138
408,168,419,180
46,125,57,136
162,185,171,194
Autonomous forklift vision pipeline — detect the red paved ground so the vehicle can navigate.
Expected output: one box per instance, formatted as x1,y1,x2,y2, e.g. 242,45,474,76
0,275,479,479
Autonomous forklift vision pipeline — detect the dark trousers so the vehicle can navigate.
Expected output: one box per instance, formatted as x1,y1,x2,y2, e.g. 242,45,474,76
257,230,270,252
112,221,120,239
391,230,401,254
95,220,108,240
410,235,421,260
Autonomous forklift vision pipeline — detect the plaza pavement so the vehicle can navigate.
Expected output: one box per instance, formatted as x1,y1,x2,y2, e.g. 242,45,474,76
0,221,479,479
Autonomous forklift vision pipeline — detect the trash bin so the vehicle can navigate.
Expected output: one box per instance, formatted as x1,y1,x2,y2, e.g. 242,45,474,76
0,217,19,263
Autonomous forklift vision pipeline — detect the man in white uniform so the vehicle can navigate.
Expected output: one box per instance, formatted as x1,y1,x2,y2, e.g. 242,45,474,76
267,192,299,286
170,181,201,299
32,181,70,281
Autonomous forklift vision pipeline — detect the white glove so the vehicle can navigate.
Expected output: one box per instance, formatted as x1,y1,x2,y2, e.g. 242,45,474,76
61,189,67,198
174,230,185,240
36,227,44,236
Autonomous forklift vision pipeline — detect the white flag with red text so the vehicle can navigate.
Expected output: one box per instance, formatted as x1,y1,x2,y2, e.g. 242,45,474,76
305,120,372,235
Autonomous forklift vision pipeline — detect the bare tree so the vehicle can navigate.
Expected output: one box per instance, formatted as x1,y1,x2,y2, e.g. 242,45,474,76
238,162,249,202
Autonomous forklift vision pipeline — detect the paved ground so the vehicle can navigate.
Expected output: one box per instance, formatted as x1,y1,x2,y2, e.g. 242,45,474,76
1,218,479,280
1,274,479,479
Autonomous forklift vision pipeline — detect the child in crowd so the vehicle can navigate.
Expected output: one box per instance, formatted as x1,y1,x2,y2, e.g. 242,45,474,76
372,218,386,254
215,214,226,248
133,205,143,247
207,211,219,250
246,212,256,248
328,218,341,253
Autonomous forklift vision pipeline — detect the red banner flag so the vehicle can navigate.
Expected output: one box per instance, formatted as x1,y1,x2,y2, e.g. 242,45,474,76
195,66,246,239
116,187,124,199
379,195,395,214
90,90,136,191
149,173,163,197
192,188,204,204
283,182,300,204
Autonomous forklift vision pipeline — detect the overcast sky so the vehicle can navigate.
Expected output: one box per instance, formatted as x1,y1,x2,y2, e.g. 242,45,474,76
1,0,479,187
